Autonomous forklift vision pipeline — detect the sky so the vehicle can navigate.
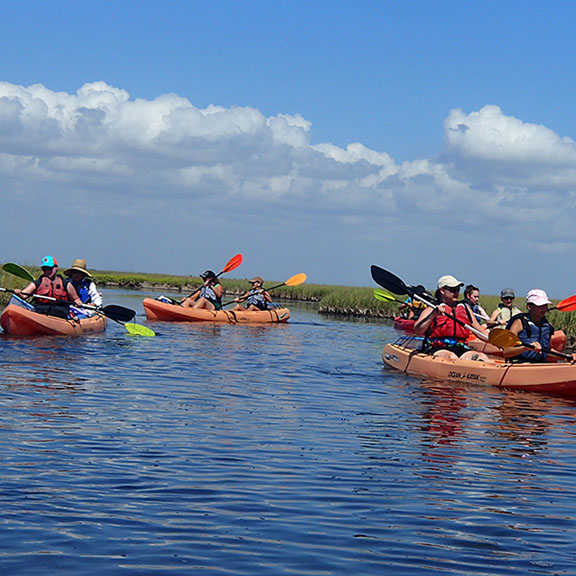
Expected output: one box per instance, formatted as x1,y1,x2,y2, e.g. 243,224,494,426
1,0,576,297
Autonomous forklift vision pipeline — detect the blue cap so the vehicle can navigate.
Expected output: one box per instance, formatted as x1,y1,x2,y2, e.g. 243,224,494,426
40,255,58,268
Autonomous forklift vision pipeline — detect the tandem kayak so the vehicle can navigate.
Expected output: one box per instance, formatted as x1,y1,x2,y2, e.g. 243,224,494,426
383,342,576,398
0,304,107,336
393,317,415,332
143,298,291,324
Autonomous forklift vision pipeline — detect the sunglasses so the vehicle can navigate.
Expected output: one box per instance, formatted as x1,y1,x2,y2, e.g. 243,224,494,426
502,297,514,301
444,286,460,294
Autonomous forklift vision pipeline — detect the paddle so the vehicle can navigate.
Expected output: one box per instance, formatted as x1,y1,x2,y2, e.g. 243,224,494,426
553,294,576,312
222,273,307,307
370,265,489,341
373,288,399,303
179,253,243,304
488,328,573,361
0,288,136,322
3,262,35,282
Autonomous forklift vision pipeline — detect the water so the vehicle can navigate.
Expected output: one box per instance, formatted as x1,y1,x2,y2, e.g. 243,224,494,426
1,289,576,575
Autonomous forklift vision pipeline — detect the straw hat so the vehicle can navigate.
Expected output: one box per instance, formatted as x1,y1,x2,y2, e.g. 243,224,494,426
64,259,92,278
250,276,264,284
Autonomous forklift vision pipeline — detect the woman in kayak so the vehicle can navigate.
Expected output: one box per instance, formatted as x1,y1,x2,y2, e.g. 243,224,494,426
505,289,576,362
462,284,489,323
414,274,488,360
231,276,273,311
64,259,103,307
489,288,522,327
181,270,223,310
16,255,82,318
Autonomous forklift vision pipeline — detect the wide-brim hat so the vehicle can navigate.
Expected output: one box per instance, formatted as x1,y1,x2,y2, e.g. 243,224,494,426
64,258,92,278
250,276,264,284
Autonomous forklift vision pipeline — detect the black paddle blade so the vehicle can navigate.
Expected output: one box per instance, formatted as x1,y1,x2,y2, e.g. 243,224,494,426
102,304,136,322
370,265,409,296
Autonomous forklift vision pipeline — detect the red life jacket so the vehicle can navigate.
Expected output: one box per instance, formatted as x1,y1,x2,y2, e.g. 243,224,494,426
35,274,69,303
427,303,471,341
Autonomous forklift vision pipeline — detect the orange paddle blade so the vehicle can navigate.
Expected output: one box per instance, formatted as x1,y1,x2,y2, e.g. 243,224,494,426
555,294,576,312
220,254,243,275
284,273,307,287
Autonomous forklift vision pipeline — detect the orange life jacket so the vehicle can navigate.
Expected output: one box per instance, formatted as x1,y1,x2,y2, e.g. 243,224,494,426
35,274,69,303
427,303,471,341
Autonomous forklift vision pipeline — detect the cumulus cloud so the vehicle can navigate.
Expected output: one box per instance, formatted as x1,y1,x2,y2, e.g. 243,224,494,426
1,81,576,278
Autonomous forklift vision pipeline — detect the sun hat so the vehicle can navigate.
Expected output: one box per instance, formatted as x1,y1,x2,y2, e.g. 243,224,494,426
500,288,515,299
200,270,216,280
526,289,552,306
437,275,464,289
64,259,92,278
40,255,58,268
250,276,264,284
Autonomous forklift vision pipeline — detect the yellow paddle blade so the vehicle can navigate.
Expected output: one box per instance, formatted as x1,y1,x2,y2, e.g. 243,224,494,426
125,322,156,337
373,289,396,302
488,328,522,349
285,273,307,287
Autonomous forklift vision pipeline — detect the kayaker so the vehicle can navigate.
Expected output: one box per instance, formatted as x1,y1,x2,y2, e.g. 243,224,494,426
231,277,273,311
462,284,489,323
505,289,576,363
489,288,522,327
398,285,428,320
64,259,103,307
16,255,82,318
181,270,223,310
414,274,489,360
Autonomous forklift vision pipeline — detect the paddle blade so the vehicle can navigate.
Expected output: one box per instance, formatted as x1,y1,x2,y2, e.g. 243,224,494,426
125,322,156,337
220,254,243,275
555,295,576,312
3,263,35,282
102,304,136,322
370,265,408,296
284,273,307,287
373,288,396,302
488,328,522,348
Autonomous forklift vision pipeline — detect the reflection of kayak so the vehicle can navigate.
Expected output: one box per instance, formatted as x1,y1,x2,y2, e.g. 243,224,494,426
393,317,415,332
143,298,290,324
0,304,106,336
383,342,576,398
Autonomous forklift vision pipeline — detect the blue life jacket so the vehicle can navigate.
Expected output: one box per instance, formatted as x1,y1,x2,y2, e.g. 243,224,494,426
507,313,554,362
200,283,222,309
246,288,267,310
71,277,92,304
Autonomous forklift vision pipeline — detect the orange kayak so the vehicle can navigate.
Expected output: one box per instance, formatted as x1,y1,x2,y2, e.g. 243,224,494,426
1,304,107,336
143,297,290,324
383,342,576,398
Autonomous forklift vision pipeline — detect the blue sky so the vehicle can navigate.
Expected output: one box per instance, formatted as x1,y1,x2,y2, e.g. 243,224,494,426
1,0,576,297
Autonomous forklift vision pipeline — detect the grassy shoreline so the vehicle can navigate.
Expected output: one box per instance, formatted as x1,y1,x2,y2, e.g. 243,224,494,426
2,265,576,344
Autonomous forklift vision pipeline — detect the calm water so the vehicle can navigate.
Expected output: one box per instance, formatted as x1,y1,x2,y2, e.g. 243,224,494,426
1,289,576,575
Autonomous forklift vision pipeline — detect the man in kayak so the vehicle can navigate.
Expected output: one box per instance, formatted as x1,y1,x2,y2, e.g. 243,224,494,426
505,289,576,362
231,277,273,311
414,274,488,360
181,270,223,310
16,255,82,318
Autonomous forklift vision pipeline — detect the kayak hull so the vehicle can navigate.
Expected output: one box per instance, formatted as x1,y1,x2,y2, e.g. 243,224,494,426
0,304,107,336
383,342,576,398
143,298,290,324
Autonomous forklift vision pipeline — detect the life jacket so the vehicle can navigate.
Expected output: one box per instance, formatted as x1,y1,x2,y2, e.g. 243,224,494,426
34,274,69,303
507,313,554,362
427,303,472,341
200,283,222,310
496,303,522,324
246,288,267,310
71,277,92,303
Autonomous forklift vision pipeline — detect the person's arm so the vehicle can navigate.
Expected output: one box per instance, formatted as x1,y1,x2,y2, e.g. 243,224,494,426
66,282,82,306
262,290,272,303
414,306,438,335
15,281,37,299
213,283,223,298
88,282,103,307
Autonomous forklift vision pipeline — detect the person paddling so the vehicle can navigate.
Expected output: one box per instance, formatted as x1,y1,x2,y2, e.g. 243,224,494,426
16,255,81,318
414,274,488,360
232,277,273,311
64,259,103,307
181,270,223,310
504,289,576,363
489,288,522,327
